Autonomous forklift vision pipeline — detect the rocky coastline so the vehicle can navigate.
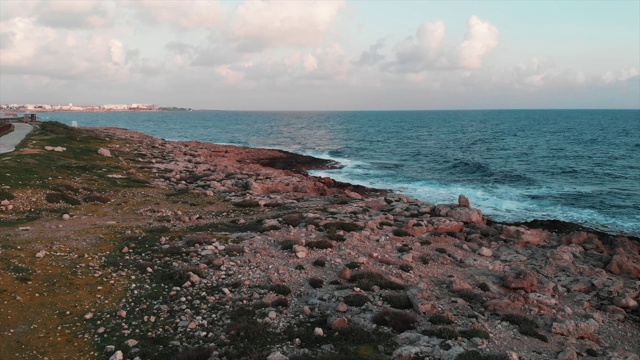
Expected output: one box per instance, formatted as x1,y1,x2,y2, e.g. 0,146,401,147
0,123,638,360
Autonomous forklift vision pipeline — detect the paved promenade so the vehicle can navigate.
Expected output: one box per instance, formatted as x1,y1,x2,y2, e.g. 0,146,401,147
0,123,33,154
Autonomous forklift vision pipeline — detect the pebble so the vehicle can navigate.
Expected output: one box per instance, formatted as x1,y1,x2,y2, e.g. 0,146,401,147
313,327,324,337
62,214,70,221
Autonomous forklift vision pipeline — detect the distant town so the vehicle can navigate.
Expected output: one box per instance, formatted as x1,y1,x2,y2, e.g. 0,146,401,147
0,103,193,113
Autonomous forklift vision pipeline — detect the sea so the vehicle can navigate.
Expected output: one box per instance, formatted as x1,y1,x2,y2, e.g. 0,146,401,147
38,110,640,236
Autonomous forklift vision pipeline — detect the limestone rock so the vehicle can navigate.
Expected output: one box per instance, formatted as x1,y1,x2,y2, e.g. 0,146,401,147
98,148,112,157
503,269,538,293
458,194,471,207
607,254,640,278
551,319,599,338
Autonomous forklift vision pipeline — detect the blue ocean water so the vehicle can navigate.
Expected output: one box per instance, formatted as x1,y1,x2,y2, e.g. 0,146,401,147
40,110,640,235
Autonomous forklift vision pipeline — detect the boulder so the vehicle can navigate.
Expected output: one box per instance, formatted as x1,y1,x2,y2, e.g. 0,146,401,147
503,269,539,293
607,254,640,278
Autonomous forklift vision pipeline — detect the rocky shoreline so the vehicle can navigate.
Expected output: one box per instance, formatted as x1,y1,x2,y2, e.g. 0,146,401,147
0,123,638,360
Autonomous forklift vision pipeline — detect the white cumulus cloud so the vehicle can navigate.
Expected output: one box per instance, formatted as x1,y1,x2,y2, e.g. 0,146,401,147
231,0,345,52
458,16,499,69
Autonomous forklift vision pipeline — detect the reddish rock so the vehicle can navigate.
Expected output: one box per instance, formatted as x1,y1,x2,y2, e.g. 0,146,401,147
458,194,471,208
446,207,485,225
607,254,640,278
338,267,352,281
503,269,539,293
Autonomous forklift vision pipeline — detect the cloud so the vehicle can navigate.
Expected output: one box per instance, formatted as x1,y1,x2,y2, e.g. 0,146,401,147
601,67,639,83
384,20,450,73
231,0,345,52
458,15,499,69
37,0,114,29
128,0,224,30
353,38,386,66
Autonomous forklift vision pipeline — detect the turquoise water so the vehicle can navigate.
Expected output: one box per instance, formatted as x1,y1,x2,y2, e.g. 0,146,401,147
40,110,640,235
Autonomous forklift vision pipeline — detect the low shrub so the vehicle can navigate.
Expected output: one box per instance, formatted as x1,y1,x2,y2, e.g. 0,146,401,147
269,284,292,296
0,190,16,201
429,314,453,325
382,293,413,310
478,282,491,292
312,259,326,267
422,327,459,340
372,309,417,332
393,228,413,237
279,240,296,251
345,261,361,270
175,347,214,360
343,293,371,307
223,244,245,256
45,192,81,205
271,297,290,307
309,277,324,289
399,264,413,273
459,328,490,339
435,247,448,254
350,271,405,291
307,240,333,249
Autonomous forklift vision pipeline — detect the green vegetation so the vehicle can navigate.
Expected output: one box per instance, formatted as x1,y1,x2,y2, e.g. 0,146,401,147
429,314,453,325
343,293,371,307
350,271,405,291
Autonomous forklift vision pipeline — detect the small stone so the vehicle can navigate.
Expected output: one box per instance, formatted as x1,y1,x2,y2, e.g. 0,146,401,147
109,351,123,360
329,317,348,330
96,327,105,334
62,214,71,221
124,339,138,347
557,348,578,360
121,247,129,254
336,302,348,312
188,272,201,284
98,148,112,157
268,311,277,320
187,322,197,329
35,250,47,258
477,247,493,257
613,297,638,309
338,267,352,281
104,345,115,353
117,310,127,318
313,327,324,336
303,306,312,316
400,253,413,262
266,351,288,360
84,312,94,320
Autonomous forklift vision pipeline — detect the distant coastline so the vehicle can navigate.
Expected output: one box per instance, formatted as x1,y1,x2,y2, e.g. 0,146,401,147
0,104,193,113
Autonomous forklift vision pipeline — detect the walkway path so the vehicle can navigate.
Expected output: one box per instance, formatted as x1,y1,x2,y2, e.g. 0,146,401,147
0,123,34,154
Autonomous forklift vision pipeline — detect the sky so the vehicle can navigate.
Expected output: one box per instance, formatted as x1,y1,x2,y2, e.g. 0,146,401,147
0,0,638,110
